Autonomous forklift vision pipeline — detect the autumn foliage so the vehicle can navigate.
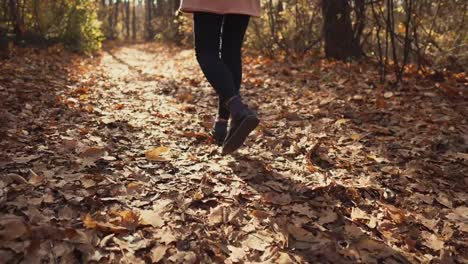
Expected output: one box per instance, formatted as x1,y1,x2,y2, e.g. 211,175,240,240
1,41,467,263
0,0,467,263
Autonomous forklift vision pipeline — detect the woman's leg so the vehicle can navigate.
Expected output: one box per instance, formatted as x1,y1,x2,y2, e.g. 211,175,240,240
194,13,258,154
193,12,237,108
221,14,250,94
218,14,251,119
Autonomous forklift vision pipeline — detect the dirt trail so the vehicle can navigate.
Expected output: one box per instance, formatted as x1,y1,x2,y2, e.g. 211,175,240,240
0,43,467,263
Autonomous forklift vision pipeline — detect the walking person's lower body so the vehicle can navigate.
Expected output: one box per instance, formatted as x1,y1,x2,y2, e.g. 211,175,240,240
193,12,259,154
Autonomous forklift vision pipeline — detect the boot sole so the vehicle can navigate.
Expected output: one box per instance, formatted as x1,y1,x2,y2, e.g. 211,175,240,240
222,115,259,155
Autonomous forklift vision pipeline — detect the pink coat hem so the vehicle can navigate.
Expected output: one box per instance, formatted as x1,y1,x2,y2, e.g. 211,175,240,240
179,0,261,17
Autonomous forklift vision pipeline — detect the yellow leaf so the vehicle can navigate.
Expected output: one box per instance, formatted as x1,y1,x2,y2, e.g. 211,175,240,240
83,214,97,229
398,22,406,34
335,118,347,125
193,191,204,201
351,134,361,141
145,146,170,161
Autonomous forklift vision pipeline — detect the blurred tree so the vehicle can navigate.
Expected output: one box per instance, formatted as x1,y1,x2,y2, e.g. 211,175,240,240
322,0,363,60
0,0,465,76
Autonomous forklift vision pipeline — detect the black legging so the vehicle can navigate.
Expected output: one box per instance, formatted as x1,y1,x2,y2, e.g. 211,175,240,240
193,12,250,119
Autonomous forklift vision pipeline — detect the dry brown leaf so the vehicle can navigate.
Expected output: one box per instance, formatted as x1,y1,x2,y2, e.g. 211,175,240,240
351,207,370,221
113,210,140,227
82,214,127,233
227,245,246,263
139,210,164,228
421,231,444,251
290,204,316,218
0,216,28,240
262,192,292,205
414,214,438,230
435,194,453,208
167,251,197,264
63,228,92,244
80,147,106,160
4,173,29,185
151,245,168,263
156,227,177,245
446,206,468,233
345,223,364,240
318,210,338,225
382,204,406,224
145,146,170,161
287,225,316,243
250,210,270,220
208,206,224,225
244,234,270,251
28,170,44,186
276,252,296,264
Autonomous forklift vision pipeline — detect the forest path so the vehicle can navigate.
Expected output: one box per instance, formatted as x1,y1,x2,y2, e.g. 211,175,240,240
0,43,467,263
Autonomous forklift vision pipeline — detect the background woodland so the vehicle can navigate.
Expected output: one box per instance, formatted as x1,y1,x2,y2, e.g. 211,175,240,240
1,0,466,79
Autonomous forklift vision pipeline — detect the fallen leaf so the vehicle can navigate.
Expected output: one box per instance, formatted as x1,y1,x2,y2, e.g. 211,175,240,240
28,170,44,186
276,252,295,264
208,206,224,225
139,210,164,228
435,194,453,208
151,245,168,263
244,234,270,251
250,210,270,220
351,207,370,221
145,147,170,161
114,210,140,228
262,192,292,205
0,216,28,240
351,133,362,141
156,227,177,245
227,245,246,263
79,147,106,166
167,250,196,264
82,214,127,233
421,231,444,251
287,225,317,242
318,210,338,225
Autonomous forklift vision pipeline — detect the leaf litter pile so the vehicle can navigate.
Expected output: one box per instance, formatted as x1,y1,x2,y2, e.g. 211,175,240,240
0,43,467,263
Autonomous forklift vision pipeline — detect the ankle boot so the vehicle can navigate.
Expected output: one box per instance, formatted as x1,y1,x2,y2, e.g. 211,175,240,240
211,119,228,146
222,96,259,155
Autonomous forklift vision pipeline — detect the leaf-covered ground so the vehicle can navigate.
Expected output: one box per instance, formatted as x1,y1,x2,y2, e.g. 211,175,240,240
0,43,467,263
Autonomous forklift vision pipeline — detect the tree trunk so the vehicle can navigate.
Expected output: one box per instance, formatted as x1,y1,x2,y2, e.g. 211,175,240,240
0,27,10,59
124,0,130,39
145,0,154,40
108,1,115,38
9,0,22,39
132,0,137,40
322,0,363,60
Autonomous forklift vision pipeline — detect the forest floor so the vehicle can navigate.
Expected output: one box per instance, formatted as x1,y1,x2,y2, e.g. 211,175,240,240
0,43,467,264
